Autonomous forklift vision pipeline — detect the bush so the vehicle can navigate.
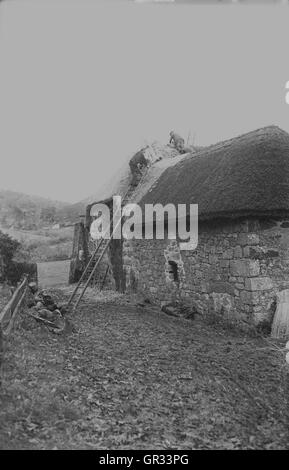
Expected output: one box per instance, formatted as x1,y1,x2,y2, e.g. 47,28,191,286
0,231,37,285
0,230,21,282
5,262,38,286
0,231,20,266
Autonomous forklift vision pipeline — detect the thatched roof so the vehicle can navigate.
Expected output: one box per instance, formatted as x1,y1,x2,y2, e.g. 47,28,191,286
89,142,182,215
140,126,289,221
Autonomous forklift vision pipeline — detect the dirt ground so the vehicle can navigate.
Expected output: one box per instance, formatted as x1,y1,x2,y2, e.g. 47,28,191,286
0,288,289,450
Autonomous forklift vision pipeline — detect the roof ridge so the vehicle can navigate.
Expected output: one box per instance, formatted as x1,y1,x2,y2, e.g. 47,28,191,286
183,125,287,161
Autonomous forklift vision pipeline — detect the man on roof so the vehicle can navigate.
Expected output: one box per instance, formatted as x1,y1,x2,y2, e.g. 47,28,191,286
169,130,185,153
129,148,149,186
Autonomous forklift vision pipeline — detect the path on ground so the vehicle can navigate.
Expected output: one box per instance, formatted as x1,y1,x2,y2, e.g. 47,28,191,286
0,288,288,450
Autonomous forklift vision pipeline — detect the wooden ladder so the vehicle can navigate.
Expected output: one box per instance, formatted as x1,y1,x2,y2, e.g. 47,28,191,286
66,171,146,312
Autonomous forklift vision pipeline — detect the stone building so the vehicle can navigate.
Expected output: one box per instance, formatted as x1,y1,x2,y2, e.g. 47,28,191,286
75,126,289,329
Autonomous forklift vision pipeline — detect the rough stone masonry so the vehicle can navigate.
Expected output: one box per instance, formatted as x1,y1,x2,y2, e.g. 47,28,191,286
123,217,289,328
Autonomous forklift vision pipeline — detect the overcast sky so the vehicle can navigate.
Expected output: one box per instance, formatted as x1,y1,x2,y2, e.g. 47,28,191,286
1,0,289,202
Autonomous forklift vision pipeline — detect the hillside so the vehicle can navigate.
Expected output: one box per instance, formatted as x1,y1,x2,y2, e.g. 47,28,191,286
0,190,70,229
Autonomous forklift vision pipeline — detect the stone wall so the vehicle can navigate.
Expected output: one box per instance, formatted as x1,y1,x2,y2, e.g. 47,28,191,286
69,222,89,284
123,217,289,327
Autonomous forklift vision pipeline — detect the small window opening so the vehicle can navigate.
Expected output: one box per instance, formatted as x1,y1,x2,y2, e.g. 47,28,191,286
168,260,179,283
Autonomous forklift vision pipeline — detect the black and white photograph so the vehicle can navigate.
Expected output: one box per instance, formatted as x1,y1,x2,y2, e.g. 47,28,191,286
1,0,289,454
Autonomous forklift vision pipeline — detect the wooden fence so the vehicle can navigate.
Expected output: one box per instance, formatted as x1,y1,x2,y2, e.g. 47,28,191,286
0,277,28,337
0,277,28,377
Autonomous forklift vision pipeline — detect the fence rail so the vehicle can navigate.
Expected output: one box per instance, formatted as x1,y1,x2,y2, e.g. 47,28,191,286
0,277,28,380
0,277,28,337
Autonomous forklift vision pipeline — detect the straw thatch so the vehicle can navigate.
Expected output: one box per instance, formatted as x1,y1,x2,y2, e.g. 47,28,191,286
140,126,289,221
88,142,183,215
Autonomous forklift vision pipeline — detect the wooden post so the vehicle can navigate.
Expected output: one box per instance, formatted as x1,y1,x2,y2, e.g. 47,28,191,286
100,265,110,291
69,222,87,284
85,204,93,230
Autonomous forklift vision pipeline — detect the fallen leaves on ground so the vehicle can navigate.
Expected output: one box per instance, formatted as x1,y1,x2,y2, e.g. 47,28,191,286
0,287,288,450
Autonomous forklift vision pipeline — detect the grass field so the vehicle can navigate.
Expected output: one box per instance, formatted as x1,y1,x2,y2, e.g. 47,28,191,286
37,260,70,288
0,226,74,263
